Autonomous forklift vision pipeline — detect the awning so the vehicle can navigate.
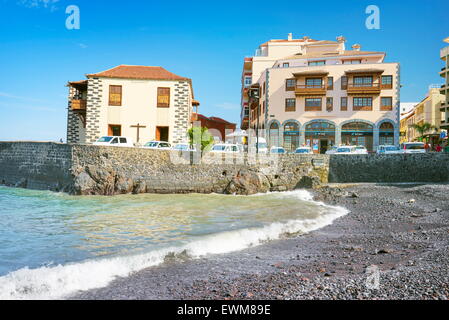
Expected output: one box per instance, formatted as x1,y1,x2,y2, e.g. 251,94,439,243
345,69,384,75
292,70,329,77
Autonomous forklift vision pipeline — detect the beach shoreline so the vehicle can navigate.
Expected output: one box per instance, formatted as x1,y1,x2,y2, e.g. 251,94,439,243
69,183,449,300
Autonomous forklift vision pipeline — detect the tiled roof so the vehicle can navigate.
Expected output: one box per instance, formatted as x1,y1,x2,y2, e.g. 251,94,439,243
86,65,190,81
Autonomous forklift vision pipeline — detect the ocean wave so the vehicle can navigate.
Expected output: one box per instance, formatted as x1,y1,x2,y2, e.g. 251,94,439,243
0,190,349,300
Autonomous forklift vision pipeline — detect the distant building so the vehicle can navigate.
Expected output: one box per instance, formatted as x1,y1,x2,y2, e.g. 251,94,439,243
399,88,444,144
193,114,236,142
67,65,199,144
241,34,400,153
440,37,449,130
400,102,418,120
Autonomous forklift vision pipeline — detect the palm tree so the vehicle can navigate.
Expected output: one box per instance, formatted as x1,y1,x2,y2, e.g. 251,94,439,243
409,122,437,142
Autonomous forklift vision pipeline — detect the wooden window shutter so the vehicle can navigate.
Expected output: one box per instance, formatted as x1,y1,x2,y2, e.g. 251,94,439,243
109,85,122,106
157,87,170,108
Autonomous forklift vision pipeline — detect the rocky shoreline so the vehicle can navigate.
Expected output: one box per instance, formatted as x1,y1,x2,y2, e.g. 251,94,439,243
70,183,449,300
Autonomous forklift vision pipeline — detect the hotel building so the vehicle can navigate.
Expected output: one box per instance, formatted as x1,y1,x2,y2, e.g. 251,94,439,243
440,37,449,129
67,65,199,145
240,34,400,153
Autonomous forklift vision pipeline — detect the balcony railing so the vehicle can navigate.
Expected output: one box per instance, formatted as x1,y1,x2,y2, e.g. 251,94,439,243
346,82,381,95
295,84,327,96
71,99,86,110
440,46,449,59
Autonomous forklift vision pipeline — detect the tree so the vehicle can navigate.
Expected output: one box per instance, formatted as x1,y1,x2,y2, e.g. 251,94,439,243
409,122,437,142
187,127,214,151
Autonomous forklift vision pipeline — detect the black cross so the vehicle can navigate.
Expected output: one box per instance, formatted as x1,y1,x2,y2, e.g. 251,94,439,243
130,123,147,143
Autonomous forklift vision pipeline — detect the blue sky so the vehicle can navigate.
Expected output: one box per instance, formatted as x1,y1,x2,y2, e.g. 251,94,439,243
0,0,448,141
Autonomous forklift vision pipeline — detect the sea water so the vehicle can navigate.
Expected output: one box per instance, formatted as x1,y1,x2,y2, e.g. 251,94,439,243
0,186,348,300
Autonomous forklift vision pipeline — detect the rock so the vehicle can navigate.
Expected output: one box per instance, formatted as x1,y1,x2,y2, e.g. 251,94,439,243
115,174,134,194
14,178,27,188
295,175,321,189
408,199,416,204
224,169,270,195
350,192,359,198
376,248,393,254
72,172,96,195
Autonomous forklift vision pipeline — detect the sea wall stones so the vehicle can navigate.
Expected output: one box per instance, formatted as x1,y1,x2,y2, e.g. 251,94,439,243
1,142,449,196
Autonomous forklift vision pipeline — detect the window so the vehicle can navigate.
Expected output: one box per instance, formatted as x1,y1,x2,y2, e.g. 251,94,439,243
263,82,266,94
108,124,121,136
305,78,323,88
353,97,373,111
157,87,170,108
285,98,296,112
305,98,322,111
109,85,122,106
381,97,393,111
341,76,348,90
285,79,296,91
283,63,290,68
343,59,362,64
381,76,393,89
263,101,266,114
119,138,127,144
353,76,373,87
308,60,325,66
341,97,348,111
326,97,333,112
327,77,333,90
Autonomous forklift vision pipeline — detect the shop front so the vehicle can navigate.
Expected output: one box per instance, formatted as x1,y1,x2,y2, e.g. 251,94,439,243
341,121,374,151
379,122,394,146
304,121,336,154
283,122,300,152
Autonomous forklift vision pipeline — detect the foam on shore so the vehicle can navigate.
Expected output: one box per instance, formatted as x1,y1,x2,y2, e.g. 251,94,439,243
0,190,348,300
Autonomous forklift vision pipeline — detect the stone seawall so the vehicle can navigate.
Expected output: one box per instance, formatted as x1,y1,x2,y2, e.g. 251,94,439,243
0,142,327,195
1,142,449,196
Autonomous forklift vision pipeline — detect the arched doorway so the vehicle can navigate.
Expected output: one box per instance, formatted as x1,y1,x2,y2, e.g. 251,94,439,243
269,122,280,147
341,121,374,151
379,122,394,146
283,122,300,152
304,121,336,154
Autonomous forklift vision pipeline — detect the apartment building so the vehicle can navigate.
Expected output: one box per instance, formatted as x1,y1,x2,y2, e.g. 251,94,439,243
241,34,400,153
440,37,449,130
67,65,199,145
399,87,444,144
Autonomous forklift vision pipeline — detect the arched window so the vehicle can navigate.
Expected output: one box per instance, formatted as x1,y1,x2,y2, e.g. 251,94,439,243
305,121,336,154
341,121,374,151
379,122,394,146
283,122,299,151
269,122,280,147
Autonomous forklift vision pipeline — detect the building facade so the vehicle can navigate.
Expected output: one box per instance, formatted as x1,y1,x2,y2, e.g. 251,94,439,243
67,65,199,145
399,88,444,143
241,34,400,153
193,114,236,142
440,37,449,130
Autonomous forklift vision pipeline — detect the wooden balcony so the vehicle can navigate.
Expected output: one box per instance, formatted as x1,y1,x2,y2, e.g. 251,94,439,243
71,99,86,110
346,83,381,95
191,113,199,122
295,84,327,96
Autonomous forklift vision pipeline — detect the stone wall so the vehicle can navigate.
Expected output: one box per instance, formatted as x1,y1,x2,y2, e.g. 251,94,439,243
1,142,449,196
328,153,449,183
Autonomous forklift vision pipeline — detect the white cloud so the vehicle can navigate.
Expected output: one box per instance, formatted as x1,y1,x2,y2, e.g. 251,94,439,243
17,0,60,11
78,43,88,49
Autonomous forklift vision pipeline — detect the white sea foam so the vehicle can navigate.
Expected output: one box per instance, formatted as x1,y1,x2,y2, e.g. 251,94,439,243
0,190,348,300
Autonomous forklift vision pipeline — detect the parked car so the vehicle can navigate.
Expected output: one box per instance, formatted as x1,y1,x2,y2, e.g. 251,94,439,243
354,145,368,154
172,143,196,152
294,146,313,154
249,137,268,154
377,145,403,154
325,146,338,155
335,146,357,154
93,136,134,147
400,142,426,154
270,147,286,154
209,143,241,153
142,141,172,150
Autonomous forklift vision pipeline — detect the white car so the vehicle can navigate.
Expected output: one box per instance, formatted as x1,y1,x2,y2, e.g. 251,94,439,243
354,145,368,154
270,146,287,154
325,146,338,155
400,142,426,154
93,136,134,147
294,147,313,154
142,141,172,150
377,145,403,154
172,143,197,152
335,146,357,154
209,143,241,153
249,137,268,154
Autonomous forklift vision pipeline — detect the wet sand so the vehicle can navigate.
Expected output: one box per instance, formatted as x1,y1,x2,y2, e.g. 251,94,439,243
70,183,449,300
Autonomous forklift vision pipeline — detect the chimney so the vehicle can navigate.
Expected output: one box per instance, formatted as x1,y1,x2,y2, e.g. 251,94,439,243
336,36,346,43
352,44,361,51
288,33,293,41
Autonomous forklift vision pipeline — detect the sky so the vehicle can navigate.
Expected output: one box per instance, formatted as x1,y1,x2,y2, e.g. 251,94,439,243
0,0,448,141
